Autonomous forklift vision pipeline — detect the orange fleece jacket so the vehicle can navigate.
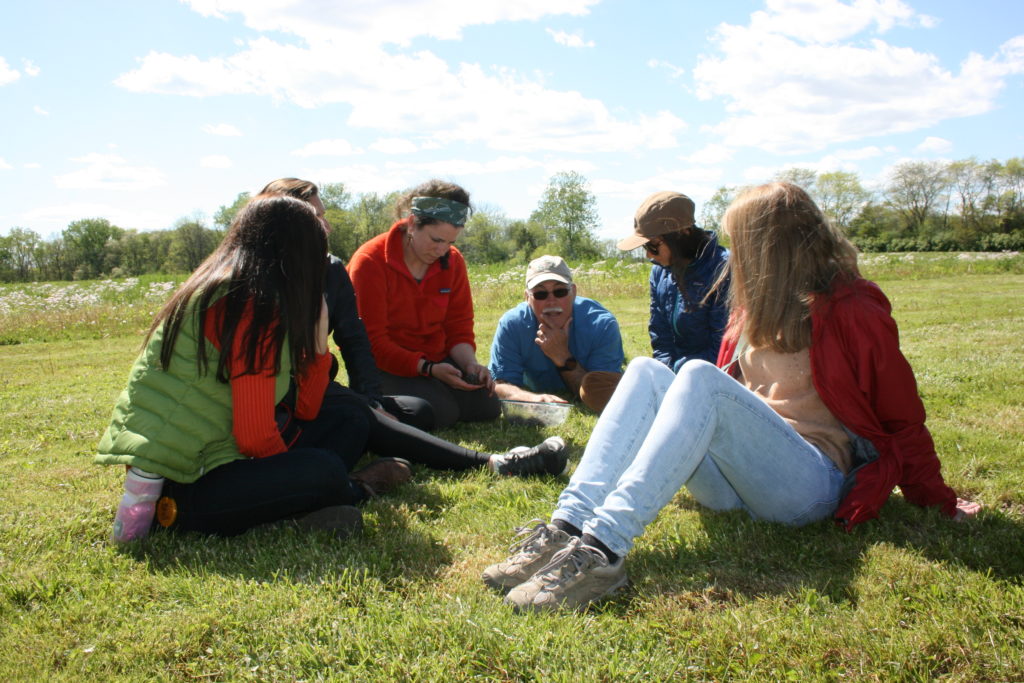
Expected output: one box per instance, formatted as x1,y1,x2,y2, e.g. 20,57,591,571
347,220,476,377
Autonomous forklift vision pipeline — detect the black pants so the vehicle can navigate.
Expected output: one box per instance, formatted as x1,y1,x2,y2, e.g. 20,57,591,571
379,369,501,430
162,390,372,536
328,383,491,471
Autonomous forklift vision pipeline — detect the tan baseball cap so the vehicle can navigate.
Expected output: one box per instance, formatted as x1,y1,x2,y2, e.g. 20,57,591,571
525,255,573,289
617,191,696,251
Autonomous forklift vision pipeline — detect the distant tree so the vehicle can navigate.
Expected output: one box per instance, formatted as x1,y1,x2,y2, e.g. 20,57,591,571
995,157,1024,231
700,186,738,235
460,207,512,264
948,158,990,234
0,228,40,281
530,171,601,260
816,171,872,232
329,192,396,261
35,238,74,281
213,192,251,230
319,182,351,212
884,161,949,235
507,219,546,262
774,167,818,195
166,217,219,273
63,218,122,278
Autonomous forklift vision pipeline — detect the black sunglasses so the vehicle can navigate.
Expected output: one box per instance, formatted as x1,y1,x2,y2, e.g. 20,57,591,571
530,287,570,300
643,239,663,255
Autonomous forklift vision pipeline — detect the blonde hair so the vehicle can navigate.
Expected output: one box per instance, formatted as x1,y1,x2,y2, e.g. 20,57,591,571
719,182,859,352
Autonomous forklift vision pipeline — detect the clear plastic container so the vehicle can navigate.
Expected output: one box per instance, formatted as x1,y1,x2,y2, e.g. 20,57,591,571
110,467,164,543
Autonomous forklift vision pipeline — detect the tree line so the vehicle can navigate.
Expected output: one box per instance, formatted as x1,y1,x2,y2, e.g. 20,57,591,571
2,159,1022,283
704,157,1024,253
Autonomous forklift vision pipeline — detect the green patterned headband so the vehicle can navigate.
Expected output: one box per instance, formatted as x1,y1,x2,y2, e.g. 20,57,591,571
410,196,470,226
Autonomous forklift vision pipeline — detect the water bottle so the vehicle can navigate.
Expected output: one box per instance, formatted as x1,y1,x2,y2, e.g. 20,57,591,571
111,467,165,543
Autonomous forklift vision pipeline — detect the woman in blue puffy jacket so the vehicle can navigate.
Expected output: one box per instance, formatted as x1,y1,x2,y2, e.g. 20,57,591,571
618,191,730,371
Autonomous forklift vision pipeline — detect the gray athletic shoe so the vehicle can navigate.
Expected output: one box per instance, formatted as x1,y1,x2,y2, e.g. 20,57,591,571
481,520,572,591
504,537,628,612
490,436,568,476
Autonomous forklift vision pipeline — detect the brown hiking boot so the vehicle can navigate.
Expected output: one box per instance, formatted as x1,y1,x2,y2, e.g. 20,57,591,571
295,505,364,539
350,457,412,497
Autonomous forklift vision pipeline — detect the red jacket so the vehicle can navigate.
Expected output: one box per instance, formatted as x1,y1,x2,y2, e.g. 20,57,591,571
716,277,958,530
347,220,476,376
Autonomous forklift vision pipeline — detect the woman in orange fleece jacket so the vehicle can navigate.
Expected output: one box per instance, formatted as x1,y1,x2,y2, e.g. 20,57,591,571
348,179,500,430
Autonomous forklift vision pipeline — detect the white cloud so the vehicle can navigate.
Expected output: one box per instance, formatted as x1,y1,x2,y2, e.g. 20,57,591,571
546,28,594,48
0,157,13,170
54,153,166,190
0,57,20,85
34,105,49,116
21,203,173,233
181,0,599,46
22,59,40,77
202,122,242,136
369,138,418,155
114,1,683,155
682,144,734,165
590,169,726,200
647,59,685,79
24,162,41,169
200,154,233,168
293,138,362,157
915,136,953,154
693,2,1024,153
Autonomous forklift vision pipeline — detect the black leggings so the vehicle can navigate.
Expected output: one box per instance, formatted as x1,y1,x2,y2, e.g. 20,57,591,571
379,369,501,430
328,383,491,471
161,390,372,536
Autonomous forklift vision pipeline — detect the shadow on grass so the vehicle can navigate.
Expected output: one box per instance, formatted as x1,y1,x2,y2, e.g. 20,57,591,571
118,485,454,586
626,497,1024,609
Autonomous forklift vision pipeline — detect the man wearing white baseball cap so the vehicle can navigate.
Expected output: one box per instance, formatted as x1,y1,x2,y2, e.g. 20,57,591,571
488,255,625,413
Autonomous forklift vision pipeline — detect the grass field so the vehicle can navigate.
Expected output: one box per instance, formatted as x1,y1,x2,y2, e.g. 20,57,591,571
1,253,1022,681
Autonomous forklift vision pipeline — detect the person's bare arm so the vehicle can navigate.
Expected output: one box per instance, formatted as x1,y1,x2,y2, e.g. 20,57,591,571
493,381,568,403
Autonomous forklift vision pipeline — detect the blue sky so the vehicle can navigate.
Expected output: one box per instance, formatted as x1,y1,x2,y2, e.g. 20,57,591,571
2,0,1022,242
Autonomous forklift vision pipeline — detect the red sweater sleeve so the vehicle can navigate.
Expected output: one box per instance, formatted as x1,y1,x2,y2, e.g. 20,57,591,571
205,301,286,459
294,352,331,420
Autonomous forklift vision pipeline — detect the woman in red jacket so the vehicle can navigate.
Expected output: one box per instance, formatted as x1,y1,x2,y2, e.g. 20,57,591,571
483,181,979,612
348,179,500,430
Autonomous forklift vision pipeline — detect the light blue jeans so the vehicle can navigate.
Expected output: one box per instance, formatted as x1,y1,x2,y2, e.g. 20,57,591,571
552,357,846,557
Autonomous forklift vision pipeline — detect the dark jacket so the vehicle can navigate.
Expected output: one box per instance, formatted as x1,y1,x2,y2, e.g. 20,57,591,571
649,231,730,370
325,254,384,403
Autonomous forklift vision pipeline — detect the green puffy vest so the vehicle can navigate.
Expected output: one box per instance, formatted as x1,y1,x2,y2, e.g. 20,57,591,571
95,300,292,483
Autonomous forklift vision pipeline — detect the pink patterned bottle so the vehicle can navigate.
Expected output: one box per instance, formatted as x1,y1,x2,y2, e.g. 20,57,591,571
111,467,164,543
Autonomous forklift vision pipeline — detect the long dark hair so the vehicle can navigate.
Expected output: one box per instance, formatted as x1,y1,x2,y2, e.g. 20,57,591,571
661,228,711,294
147,194,327,381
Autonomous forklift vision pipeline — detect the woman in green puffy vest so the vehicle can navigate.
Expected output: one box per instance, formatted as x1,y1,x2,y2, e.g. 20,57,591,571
97,194,411,537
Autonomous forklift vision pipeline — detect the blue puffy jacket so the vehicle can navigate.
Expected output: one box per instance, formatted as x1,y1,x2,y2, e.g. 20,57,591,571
648,231,730,371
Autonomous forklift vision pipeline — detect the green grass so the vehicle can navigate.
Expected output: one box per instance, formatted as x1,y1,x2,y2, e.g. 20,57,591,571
2,255,1023,681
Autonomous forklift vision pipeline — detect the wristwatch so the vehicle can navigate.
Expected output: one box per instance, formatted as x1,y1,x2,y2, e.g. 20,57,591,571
556,356,578,372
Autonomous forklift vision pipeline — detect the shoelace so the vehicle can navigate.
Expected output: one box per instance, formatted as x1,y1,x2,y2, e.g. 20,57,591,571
535,538,608,587
507,519,549,554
